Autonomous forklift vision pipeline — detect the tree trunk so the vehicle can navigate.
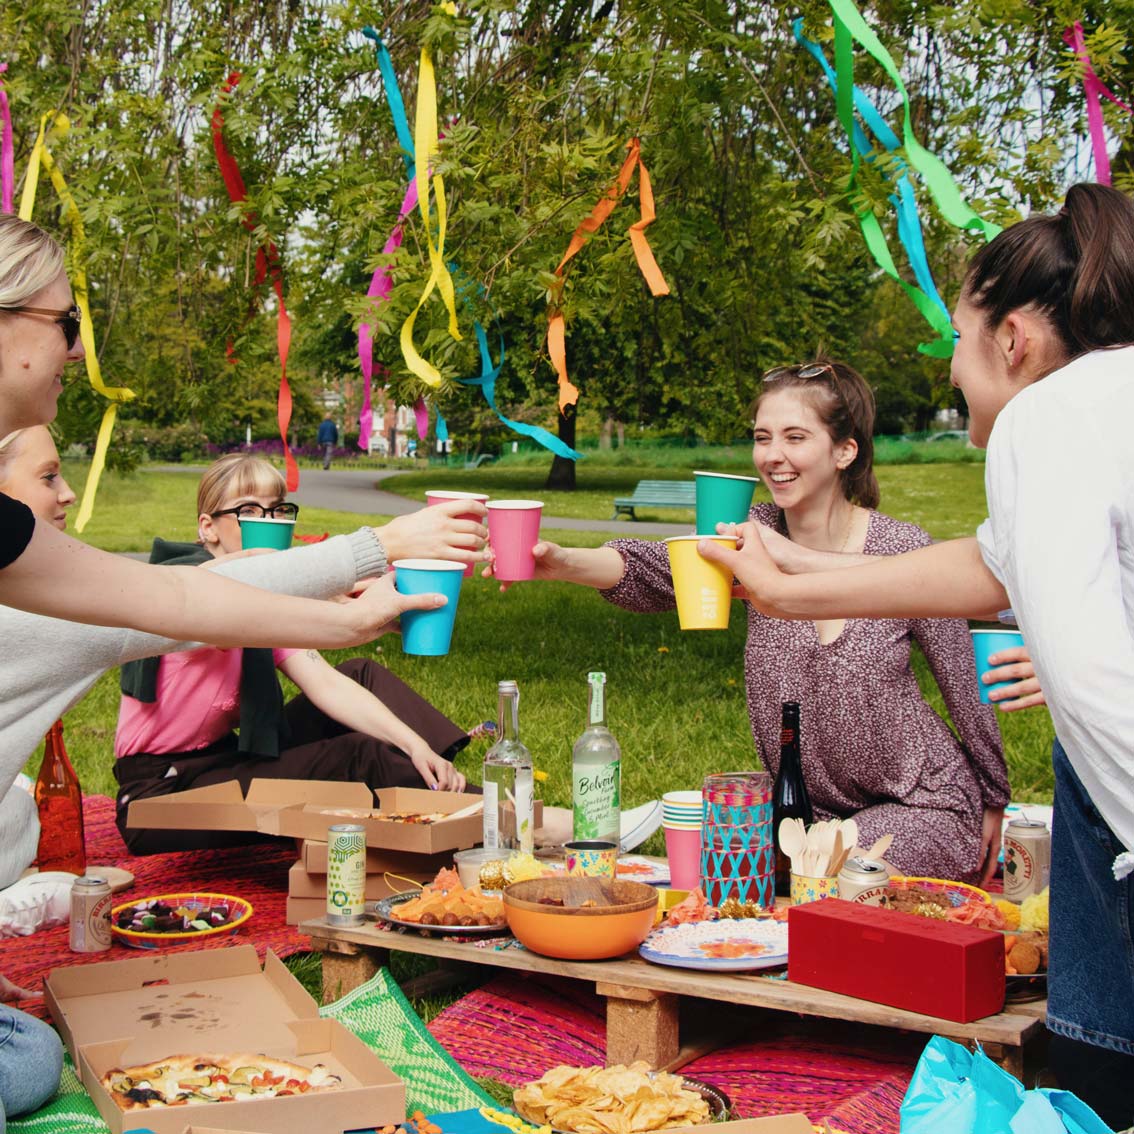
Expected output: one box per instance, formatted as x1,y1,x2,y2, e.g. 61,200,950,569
545,403,577,490
599,415,613,450
615,419,625,448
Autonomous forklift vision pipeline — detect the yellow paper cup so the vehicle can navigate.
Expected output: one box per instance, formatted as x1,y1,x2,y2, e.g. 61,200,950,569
790,874,840,906
665,536,736,630
564,840,618,878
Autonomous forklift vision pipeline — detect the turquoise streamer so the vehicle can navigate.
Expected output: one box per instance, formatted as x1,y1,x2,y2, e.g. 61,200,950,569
362,27,415,180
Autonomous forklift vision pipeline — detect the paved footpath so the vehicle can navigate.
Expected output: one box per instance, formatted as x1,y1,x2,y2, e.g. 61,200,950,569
153,465,690,537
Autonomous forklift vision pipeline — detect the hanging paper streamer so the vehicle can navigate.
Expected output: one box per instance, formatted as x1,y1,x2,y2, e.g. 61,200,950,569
1063,22,1134,187
795,20,954,357
211,72,298,491
19,112,136,531
359,26,578,460
0,65,13,214
826,0,1001,244
399,4,462,388
358,180,418,449
547,138,670,412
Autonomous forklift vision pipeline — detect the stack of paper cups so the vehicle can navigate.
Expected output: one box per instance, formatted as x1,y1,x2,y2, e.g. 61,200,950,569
662,790,703,891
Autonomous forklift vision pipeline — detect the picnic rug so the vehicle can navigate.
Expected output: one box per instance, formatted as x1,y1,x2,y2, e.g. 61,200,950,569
9,966,493,1133
6,793,308,1012
427,974,918,1134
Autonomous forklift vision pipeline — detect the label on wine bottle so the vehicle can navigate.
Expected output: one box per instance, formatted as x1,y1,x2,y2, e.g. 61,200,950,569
514,768,534,855
482,780,500,849
572,759,621,842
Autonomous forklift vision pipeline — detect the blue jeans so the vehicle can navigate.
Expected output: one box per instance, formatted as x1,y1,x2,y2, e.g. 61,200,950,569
1049,737,1134,1053
0,1004,63,1131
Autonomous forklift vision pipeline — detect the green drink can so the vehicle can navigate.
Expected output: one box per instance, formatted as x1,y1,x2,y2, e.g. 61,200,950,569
326,824,366,927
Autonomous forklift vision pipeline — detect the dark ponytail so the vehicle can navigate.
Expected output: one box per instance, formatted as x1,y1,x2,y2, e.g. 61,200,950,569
965,183,1134,357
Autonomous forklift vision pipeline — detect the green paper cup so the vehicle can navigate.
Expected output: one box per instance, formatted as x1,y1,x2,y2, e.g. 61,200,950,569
694,471,759,532
238,517,295,550
665,535,736,630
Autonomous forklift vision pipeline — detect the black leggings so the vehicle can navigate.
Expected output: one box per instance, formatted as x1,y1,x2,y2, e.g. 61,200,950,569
115,659,468,854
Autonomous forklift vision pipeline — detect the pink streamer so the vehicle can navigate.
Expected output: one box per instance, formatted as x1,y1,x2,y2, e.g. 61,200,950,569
358,179,419,448
413,395,429,440
1064,22,1134,187
0,64,13,214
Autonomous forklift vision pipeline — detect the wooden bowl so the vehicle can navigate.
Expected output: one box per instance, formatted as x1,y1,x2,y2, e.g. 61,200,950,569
504,877,659,960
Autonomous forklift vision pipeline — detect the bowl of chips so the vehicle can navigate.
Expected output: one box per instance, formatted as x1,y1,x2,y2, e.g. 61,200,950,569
504,878,659,960
513,1062,726,1134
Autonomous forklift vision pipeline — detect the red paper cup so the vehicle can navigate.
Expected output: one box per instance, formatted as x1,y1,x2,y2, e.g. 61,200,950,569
426,490,490,577
487,499,543,581
665,825,702,891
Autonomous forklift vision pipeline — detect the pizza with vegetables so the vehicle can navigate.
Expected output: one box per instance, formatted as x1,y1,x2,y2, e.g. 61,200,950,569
101,1053,342,1110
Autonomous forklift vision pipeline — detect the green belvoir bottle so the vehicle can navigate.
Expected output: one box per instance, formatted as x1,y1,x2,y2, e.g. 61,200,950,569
571,672,621,843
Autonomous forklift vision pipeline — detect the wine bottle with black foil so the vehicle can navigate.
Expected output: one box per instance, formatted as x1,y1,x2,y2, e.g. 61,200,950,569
35,719,86,875
772,701,812,895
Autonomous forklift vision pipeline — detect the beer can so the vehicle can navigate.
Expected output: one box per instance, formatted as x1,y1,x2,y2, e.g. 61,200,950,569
1003,818,1051,902
326,824,367,927
837,857,890,906
70,876,112,952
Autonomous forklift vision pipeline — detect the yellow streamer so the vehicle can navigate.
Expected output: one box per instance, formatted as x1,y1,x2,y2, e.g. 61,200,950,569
399,5,462,387
19,112,135,532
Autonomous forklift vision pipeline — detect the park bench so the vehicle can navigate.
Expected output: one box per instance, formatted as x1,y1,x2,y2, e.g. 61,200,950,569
612,479,695,520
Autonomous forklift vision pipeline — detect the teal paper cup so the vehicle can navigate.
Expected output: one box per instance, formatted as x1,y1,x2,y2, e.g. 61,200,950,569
694,471,759,531
971,629,1025,704
238,517,295,550
393,559,465,656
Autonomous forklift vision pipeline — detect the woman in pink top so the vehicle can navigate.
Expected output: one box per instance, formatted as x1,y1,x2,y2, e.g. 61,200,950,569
491,361,1026,884
113,454,474,854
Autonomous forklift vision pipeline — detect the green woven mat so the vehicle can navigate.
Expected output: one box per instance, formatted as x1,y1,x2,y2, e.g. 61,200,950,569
9,966,491,1132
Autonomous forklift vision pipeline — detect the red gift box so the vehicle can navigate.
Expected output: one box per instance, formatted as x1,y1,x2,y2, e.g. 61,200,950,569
788,898,1005,1022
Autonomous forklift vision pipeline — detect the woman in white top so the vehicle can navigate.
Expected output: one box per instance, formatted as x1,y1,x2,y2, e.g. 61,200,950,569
702,183,1134,1126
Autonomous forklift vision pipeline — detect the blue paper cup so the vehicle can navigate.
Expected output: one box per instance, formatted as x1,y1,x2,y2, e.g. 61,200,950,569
694,471,759,532
392,559,465,656
971,629,1026,704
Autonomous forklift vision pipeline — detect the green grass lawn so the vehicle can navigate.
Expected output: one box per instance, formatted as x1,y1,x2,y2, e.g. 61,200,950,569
42,459,1054,816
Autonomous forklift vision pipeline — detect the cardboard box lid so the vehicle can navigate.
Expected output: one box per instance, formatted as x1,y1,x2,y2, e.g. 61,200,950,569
664,1118,813,1134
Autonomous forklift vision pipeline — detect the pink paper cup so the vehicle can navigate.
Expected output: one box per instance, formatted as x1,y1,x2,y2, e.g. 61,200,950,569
487,499,543,581
664,825,702,891
426,490,490,577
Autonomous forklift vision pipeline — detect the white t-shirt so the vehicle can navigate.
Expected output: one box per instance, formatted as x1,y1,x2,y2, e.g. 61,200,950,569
976,346,1134,858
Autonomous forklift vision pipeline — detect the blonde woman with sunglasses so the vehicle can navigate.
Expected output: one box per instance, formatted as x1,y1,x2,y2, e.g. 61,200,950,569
489,359,1012,885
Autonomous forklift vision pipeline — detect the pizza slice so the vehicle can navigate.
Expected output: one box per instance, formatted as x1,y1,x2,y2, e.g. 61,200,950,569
101,1052,343,1110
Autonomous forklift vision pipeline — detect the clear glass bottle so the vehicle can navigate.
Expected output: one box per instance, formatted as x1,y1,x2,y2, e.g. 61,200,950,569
482,680,534,854
772,700,813,895
571,672,621,843
35,719,86,875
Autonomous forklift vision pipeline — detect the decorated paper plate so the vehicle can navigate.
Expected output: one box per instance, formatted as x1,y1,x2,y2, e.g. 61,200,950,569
886,876,994,907
639,917,788,972
111,892,252,949
615,856,670,886
371,891,510,937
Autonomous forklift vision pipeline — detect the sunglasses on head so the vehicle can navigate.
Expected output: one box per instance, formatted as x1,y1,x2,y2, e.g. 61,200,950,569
762,362,836,384
0,304,82,350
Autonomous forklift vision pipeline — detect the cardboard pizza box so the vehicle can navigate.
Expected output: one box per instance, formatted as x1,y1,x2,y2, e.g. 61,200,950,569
268,786,488,854
300,838,453,877
46,946,404,1134
288,861,433,901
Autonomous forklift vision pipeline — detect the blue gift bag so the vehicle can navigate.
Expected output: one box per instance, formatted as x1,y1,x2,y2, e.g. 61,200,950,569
900,1037,1114,1133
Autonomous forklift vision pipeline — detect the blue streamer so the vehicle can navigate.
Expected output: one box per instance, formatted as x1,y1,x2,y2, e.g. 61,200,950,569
794,19,954,349
362,27,415,180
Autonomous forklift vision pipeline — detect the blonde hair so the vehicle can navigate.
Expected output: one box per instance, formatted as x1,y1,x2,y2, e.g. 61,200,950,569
197,453,287,517
0,430,27,483
0,216,65,307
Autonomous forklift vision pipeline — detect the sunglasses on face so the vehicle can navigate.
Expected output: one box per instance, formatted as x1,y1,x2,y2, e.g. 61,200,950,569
0,304,82,350
211,501,300,521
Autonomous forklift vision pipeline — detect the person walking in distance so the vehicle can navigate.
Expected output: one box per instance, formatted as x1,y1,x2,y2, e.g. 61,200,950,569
318,412,339,470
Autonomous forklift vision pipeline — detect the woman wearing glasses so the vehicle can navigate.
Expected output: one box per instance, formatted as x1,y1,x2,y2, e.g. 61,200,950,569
491,360,1013,884
111,453,472,854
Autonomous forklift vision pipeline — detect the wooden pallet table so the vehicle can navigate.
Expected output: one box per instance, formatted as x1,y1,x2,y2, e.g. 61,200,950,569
302,914,1046,1079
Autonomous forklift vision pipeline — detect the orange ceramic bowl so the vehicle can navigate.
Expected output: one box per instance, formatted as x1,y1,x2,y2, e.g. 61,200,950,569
504,878,659,960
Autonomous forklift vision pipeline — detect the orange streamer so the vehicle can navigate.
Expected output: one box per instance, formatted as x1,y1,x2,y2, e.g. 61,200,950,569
547,138,669,411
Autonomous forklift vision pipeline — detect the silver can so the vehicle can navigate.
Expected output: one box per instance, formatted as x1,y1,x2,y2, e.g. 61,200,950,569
1003,818,1051,903
70,876,112,952
837,857,890,905
326,824,366,927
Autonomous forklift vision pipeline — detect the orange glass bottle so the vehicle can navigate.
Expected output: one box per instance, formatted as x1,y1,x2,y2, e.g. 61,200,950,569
34,720,86,875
